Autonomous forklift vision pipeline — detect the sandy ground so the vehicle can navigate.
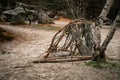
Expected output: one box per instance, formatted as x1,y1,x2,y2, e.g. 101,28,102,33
52,17,72,27
0,20,120,80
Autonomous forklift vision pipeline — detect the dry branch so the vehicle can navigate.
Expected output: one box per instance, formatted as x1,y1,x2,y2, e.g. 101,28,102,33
42,21,94,59
33,56,92,63
33,20,98,63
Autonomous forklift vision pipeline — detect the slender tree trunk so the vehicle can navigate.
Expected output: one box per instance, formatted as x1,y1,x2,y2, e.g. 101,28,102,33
92,0,115,62
100,11,120,59
66,0,76,19
93,11,120,62
100,0,114,18
99,0,114,25
92,20,102,61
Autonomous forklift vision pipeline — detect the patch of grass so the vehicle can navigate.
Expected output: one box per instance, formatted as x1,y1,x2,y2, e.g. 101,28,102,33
0,27,14,42
35,25,61,31
86,61,119,69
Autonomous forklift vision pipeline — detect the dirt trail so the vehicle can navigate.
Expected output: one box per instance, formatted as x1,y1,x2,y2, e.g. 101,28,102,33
52,17,72,27
0,25,55,58
0,23,120,80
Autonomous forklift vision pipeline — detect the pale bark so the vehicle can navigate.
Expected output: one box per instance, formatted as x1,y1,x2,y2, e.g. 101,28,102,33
93,11,120,62
100,0,114,18
92,20,102,61
99,0,114,25
95,0,114,48
92,0,115,62
100,11,120,54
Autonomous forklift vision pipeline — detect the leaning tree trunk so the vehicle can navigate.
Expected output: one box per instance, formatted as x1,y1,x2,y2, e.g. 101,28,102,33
99,0,114,25
100,11,120,60
92,0,115,62
93,11,120,62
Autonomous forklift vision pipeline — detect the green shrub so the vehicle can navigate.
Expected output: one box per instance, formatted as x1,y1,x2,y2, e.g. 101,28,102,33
10,14,26,25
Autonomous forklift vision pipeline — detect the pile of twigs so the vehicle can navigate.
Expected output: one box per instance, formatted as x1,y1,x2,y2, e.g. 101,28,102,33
44,21,94,58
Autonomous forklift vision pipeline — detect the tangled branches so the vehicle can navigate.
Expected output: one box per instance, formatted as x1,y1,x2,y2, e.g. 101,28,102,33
44,21,95,58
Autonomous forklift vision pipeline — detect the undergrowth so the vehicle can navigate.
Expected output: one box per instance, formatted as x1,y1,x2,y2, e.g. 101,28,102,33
86,61,119,69
34,25,61,31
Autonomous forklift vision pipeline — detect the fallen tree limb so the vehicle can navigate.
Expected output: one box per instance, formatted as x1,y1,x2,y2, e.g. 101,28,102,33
33,56,92,63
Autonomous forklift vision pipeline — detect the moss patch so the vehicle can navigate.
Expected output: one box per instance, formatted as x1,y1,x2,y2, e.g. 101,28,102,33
35,25,61,31
86,61,119,69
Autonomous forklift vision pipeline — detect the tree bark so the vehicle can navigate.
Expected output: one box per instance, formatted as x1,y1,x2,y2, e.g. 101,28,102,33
66,0,76,18
92,21,102,61
33,56,92,63
100,11,120,58
99,0,114,25
92,0,115,62
93,11,120,62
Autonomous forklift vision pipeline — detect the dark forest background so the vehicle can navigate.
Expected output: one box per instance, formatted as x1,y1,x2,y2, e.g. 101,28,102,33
0,0,120,20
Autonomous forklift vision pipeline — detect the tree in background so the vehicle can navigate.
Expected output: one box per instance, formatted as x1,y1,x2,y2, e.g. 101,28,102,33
0,0,106,19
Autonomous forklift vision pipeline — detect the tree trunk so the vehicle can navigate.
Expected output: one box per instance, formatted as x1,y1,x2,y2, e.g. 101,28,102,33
93,11,120,62
66,0,76,18
100,11,120,59
92,0,115,62
99,0,114,25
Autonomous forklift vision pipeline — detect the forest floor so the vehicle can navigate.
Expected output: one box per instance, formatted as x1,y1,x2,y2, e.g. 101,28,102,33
0,19,120,80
